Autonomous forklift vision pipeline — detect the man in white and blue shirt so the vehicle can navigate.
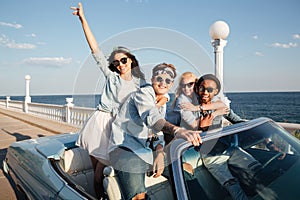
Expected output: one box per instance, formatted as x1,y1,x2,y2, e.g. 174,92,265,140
109,63,202,200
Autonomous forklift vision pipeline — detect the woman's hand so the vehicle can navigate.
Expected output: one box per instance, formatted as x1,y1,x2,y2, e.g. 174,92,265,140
156,96,168,108
71,2,84,19
211,107,229,118
180,102,199,111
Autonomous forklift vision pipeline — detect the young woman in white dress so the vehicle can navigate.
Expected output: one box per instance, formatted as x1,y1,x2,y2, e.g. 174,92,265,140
71,3,147,198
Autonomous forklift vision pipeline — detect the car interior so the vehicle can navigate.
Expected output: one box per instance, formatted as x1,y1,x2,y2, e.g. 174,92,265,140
53,147,174,200
49,122,300,200
182,122,300,200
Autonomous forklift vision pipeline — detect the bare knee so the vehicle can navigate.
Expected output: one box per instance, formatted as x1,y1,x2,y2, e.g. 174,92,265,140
132,192,146,200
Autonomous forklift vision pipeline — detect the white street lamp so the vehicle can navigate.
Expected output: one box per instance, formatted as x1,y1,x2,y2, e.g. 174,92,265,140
209,20,230,106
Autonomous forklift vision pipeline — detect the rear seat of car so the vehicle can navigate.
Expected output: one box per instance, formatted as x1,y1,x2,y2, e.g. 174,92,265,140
60,147,96,197
61,147,173,200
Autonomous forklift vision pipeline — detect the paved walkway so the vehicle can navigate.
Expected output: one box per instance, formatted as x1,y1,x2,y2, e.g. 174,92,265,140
0,107,80,200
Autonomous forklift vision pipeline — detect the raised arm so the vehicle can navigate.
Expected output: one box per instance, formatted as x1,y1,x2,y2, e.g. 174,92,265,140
180,100,227,112
71,3,98,53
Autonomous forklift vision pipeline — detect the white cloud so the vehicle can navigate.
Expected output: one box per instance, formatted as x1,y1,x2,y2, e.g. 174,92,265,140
26,33,37,38
0,34,36,49
22,57,72,67
271,42,298,48
293,34,300,39
252,35,258,40
37,41,46,45
254,51,264,56
0,21,23,29
7,42,36,49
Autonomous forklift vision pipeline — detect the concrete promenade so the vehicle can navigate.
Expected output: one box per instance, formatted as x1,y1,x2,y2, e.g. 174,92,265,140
0,107,80,200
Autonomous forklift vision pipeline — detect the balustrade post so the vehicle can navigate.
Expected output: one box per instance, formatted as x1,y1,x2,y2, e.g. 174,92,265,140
6,96,10,108
24,75,31,113
65,98,74,123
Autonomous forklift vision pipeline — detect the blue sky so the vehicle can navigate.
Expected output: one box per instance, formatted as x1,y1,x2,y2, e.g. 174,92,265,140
1,0,299,96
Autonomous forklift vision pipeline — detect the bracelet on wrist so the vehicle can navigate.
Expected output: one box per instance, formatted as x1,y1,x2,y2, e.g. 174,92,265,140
174,127,183,135
199,105,204,112
200,126,208,132
156,149,165,156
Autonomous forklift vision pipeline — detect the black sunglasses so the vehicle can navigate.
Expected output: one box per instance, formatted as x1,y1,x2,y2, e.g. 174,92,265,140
112,57,128,67
199,86,215,93
180,82,195,89
155,76,173,85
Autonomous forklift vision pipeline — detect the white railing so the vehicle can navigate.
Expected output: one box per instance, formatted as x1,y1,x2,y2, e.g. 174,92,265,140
28,102,66,122
6,100,24,112
70,106,95,127
1,97,299,132
0,97,95,128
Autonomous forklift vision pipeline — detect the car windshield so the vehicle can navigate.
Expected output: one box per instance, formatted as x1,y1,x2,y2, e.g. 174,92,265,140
181,121,300,200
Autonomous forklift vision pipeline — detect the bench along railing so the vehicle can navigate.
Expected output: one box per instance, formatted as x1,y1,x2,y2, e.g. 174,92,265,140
0,97,95,128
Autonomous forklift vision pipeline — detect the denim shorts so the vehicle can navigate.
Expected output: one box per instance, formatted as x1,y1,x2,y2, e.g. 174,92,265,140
116,169,146,200
110,147,149,199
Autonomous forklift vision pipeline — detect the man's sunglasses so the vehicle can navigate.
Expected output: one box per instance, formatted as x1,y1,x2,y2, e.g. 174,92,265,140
112,57,128,67
180,82,195,89
155,76,173,85
199,86,215,93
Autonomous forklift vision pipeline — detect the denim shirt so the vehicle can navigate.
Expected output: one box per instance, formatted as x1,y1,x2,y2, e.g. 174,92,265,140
110,84,166,164
92,49,146,116
174,92,201,130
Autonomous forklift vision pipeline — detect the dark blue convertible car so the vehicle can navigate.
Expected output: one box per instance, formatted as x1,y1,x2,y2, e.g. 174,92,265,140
3,117,300,199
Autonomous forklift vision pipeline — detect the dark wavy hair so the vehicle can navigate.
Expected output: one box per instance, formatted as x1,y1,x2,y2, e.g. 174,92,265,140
194,74,221,95
107,46,145,79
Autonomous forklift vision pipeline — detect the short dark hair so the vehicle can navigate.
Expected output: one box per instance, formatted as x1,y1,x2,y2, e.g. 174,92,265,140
195,74,221,95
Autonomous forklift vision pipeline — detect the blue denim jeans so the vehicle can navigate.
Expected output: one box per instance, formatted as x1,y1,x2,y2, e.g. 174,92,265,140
110,147,149,200
202,146,260,185
202,146,261,200
116,169,146,200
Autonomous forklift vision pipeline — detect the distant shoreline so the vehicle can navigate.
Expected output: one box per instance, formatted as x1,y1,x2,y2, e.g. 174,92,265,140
2,90,300,98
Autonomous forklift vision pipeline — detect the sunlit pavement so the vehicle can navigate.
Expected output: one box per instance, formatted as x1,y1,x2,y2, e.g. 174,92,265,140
0,108,80,199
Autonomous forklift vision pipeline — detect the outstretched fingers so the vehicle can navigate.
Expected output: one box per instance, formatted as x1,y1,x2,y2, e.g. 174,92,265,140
191,131,202,146
176,129,202,146
70,2,83,16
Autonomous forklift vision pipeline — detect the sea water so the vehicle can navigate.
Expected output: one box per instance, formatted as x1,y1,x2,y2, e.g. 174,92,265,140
2,92,300,124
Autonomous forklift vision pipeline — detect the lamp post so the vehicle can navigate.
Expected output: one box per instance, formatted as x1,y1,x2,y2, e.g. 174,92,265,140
209,20,230,106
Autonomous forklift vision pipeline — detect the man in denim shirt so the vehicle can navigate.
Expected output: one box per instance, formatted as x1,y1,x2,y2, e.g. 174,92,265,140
109,63,202,200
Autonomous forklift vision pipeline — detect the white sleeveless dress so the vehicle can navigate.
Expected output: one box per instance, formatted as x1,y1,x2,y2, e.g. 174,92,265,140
76,49,145,164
